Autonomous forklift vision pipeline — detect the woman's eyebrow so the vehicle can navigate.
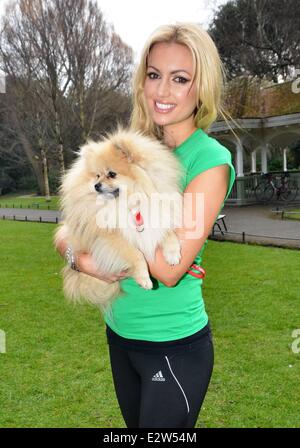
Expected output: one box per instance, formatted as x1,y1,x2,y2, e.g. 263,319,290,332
147,65,191,76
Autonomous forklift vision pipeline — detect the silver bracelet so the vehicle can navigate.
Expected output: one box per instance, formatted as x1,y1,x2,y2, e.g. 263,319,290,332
65,246,80,272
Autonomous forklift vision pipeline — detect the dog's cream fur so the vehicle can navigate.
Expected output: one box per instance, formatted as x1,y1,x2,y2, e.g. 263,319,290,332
54,129,184,312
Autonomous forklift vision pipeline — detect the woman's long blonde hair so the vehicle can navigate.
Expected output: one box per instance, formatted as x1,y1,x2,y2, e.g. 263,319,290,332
130,22,231,141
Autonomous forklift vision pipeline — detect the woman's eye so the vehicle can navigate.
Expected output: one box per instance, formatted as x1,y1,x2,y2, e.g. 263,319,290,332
146,72,159,80
107,171,117,178
174,76,189,84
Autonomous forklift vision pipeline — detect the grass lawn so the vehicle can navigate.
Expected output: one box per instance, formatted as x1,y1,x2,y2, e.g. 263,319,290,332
284,208,300,220
0,220,299,428
0,193,59,210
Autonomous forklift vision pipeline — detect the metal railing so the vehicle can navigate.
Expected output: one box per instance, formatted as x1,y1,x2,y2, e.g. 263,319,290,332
226,171,300,205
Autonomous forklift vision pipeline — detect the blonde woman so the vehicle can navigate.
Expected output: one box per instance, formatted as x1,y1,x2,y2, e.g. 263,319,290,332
55,23,236,428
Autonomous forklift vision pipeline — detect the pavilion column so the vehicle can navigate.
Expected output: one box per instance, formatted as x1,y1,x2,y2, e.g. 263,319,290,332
261,146,268,173
235,141,246,205
283,147,288,171
235,141,244,177
251,151,257,173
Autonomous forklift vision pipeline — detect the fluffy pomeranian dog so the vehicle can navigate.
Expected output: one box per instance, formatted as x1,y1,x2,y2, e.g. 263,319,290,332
54,128,184,312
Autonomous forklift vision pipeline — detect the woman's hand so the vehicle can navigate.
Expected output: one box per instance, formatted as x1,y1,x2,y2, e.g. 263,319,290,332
76,252,130,283
54,231,129,283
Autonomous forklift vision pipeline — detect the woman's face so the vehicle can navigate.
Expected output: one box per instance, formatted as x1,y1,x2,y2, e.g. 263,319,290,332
144,41,198,132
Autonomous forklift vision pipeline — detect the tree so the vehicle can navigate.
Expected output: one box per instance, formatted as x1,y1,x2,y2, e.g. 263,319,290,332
53,0,133,143
210,0,300,82
0,76,50,195
0,0,133,195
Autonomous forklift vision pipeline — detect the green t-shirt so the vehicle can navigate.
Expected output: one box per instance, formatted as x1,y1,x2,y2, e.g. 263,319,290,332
104,128,236,341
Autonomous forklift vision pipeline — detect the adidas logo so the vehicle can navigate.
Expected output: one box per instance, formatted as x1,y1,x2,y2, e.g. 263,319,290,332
152,370,165,382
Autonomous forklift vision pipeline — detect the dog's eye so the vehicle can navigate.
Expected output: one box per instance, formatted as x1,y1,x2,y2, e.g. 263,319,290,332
107,171,117,178
96,174,100,179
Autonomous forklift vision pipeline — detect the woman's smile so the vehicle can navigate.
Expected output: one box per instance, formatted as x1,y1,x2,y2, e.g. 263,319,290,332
154,101,177,113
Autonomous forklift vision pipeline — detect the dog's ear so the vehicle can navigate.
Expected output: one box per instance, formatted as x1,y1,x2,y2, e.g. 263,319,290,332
114,142,134,163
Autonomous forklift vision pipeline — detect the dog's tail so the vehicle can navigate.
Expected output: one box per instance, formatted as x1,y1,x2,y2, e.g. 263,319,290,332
62,266,121,311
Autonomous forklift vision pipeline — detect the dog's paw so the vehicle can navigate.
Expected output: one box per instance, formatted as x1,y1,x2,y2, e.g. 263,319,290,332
136,276,153,290
163,249,181,266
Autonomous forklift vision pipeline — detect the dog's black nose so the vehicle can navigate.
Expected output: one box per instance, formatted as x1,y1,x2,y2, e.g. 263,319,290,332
94,182,102,192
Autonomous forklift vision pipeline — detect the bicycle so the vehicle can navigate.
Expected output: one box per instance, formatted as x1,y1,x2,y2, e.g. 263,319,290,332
254,172,299,202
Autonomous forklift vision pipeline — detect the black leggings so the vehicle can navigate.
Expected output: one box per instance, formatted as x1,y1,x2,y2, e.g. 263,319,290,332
106,325,214,428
